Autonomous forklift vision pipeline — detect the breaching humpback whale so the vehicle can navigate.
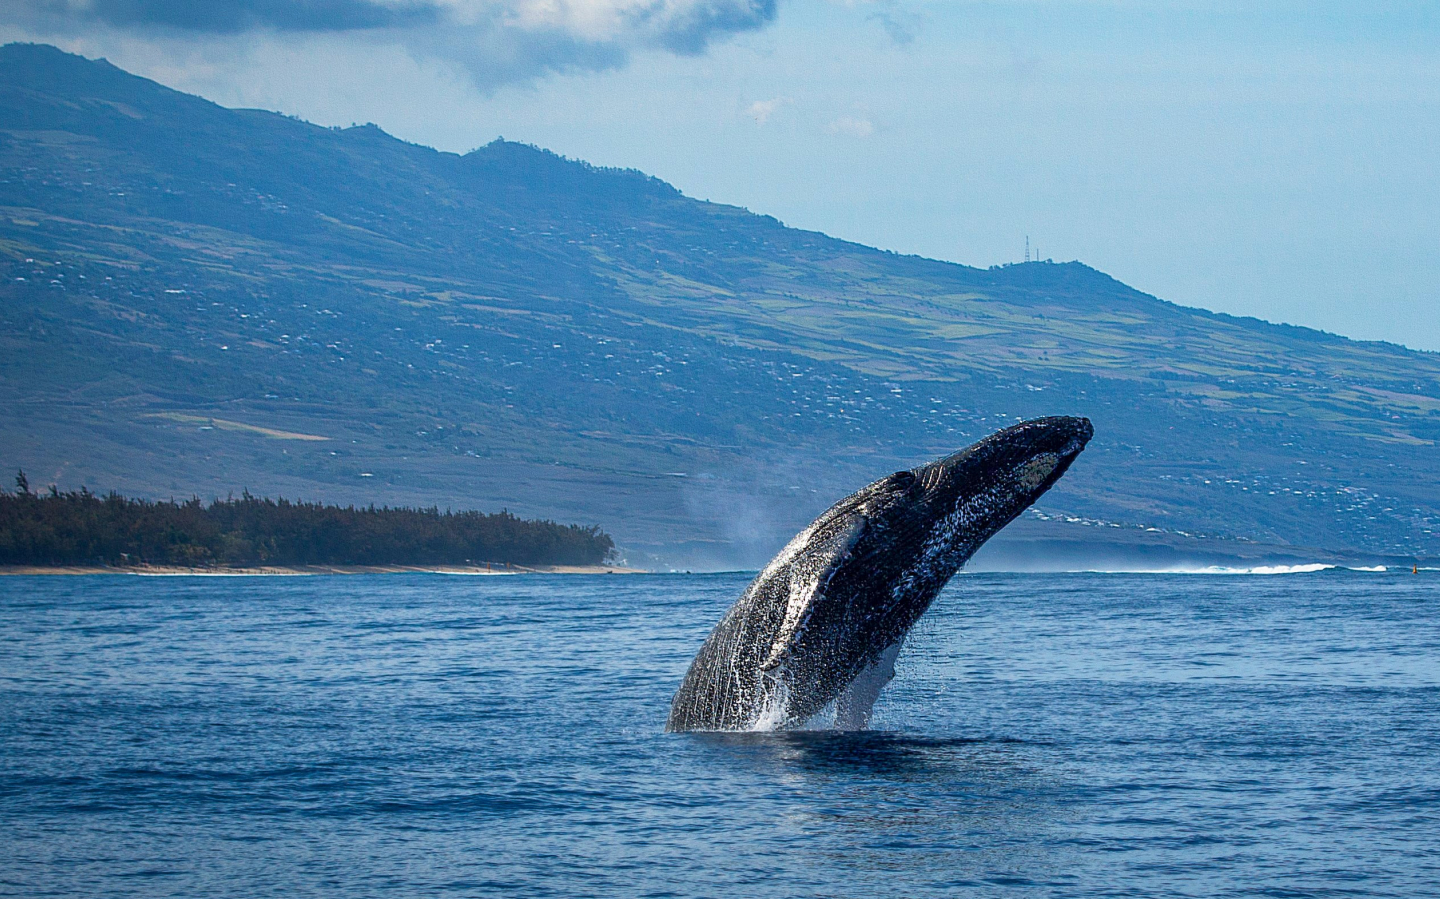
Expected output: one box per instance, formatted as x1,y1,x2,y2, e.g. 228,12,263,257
667,416,1092,732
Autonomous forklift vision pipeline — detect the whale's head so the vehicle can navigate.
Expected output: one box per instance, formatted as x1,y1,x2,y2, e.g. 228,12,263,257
903,414,1093,568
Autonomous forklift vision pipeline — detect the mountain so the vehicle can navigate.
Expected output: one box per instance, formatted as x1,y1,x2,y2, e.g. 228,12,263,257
2,43,1438,568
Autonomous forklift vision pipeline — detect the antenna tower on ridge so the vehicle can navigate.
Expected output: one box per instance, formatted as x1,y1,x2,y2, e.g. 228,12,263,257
1024,235,1030,263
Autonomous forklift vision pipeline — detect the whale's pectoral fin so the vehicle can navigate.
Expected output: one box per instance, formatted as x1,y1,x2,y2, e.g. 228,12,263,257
833,638,902,730
761,514,868,671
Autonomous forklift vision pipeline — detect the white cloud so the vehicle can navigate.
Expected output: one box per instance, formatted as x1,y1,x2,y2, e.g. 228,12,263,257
745,96,788,125
3,0,779,87
826,114,873,137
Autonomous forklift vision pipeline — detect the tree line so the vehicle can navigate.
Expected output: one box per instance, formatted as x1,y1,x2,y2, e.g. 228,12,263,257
0,471,614,568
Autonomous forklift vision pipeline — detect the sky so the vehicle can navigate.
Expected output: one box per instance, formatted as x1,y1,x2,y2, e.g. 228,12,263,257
5,1,1439,352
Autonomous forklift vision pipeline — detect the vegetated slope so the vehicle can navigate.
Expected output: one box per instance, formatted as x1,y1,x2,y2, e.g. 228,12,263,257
2,43,1437,566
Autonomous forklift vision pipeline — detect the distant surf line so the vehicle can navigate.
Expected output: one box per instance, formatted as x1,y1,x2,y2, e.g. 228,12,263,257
1068,564,1416,575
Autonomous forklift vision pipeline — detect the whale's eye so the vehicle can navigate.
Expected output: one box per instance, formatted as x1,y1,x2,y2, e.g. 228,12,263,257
1014,453,1060,491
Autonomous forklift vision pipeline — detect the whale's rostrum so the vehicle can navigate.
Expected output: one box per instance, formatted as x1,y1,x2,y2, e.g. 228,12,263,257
666,416,1093,733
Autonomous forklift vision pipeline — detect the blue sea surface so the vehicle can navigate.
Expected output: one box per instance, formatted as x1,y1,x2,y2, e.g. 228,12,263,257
1,570,1438,897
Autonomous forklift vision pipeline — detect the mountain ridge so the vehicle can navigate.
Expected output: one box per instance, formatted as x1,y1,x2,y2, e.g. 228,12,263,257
2,43,1411,354
2,42,1437,567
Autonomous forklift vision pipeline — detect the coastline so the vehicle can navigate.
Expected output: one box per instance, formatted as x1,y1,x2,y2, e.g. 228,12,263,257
0,563,646,576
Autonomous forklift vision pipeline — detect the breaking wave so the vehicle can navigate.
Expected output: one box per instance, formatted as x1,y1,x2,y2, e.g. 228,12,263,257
1184,563,1339,575
1072,564,1415,576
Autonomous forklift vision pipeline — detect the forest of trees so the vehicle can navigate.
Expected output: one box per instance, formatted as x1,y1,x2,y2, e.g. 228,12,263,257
0,471,615,568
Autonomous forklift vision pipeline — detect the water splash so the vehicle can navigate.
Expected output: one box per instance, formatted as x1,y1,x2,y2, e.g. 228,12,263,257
749,669,791,732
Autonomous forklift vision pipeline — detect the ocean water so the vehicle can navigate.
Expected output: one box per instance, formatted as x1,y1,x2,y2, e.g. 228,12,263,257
1,570,1437,898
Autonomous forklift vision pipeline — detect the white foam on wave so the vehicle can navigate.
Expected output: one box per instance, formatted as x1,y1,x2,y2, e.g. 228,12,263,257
1116,563,1332,575
431,569,512,576
1073,563,1340,575
1134,563,1400,575
1205,563,1337,575
129,570,288,577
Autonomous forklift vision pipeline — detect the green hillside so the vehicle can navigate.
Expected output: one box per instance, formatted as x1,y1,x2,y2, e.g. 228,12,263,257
2,43,1437,567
